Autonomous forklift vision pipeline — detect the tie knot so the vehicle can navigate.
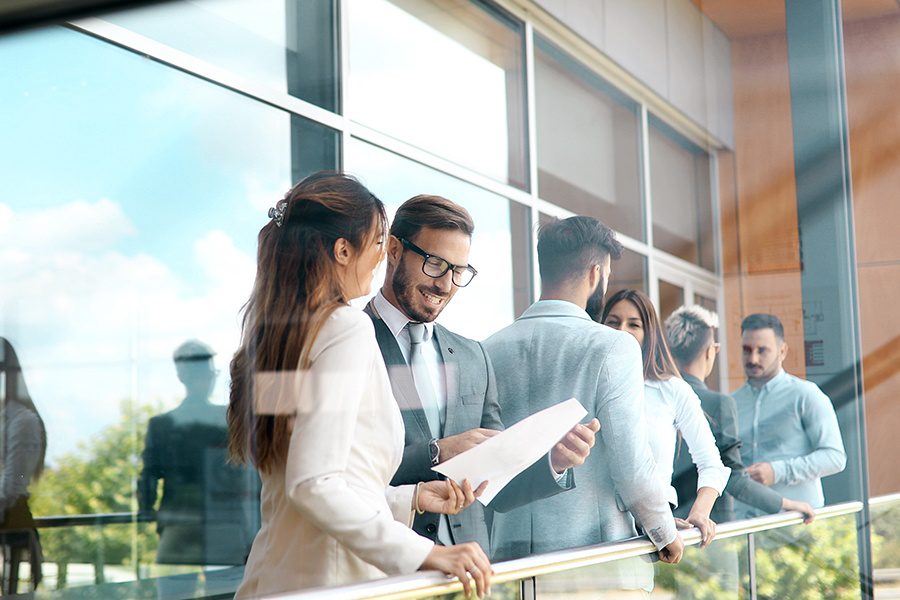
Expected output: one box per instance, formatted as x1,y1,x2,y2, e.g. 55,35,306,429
407,322,430,345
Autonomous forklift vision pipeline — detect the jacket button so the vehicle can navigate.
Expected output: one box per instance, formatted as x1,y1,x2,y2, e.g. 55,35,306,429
425,524,437,534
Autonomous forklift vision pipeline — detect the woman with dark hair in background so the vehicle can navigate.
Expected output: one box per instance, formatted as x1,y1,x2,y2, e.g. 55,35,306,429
228,172,491,598
599,289,729,549
0,337,46,594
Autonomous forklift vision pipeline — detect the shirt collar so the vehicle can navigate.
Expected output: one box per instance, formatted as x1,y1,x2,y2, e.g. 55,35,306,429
519,299,592,321
749,368,787,393
373,290,435,341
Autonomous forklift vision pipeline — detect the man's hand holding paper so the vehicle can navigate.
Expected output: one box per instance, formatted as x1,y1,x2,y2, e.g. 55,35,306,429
432,399,591,504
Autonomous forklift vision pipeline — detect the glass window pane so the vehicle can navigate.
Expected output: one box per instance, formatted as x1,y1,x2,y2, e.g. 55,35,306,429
1,26,338,592
658,280,685,327
105,0,339,111
509,201,533,317
348,0,528,189
346,138,519,340
607,249,648,300
649,116,715,271
535,36,643,241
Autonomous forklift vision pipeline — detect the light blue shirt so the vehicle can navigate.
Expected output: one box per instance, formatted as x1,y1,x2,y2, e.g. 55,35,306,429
732,370,846,510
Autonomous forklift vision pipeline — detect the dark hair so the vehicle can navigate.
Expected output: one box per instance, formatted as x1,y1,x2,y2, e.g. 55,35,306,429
741,313,784,340
228,172,387,471
0,338,46,482
537,216,623,289
601,289,680,381
389,194,474,242
665,305,718,366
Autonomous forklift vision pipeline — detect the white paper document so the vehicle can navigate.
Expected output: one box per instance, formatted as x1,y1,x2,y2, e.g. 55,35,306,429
432,398,588,505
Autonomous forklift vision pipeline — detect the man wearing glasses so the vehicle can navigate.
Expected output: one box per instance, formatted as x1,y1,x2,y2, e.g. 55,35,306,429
365,194,597,555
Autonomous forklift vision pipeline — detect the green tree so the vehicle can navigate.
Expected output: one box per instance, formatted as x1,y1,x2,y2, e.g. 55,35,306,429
29,400,161,588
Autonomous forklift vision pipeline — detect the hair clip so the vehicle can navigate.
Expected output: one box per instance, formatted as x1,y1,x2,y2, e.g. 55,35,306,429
268,200,287,228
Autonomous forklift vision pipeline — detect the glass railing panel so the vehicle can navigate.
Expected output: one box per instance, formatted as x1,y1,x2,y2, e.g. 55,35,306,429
752,511,860,600
869,493,900,598
653,535,750,599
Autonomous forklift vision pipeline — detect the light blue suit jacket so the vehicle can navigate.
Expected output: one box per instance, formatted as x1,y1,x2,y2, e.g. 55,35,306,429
484,300,677,561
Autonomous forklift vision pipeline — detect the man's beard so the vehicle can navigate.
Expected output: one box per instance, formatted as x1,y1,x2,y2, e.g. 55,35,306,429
391,258,448,323
586,281,607,322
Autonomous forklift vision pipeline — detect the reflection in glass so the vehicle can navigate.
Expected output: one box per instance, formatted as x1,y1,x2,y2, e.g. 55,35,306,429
139,340,258,566
0,339,46,594
348,0,527,189
649,117,715,271
346,138,518,340
871,497,900,598
106,0,339,111
0,26,338,591
535,36,643,240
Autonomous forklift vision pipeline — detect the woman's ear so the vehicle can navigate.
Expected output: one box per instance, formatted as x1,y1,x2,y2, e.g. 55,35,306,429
333,238,353,266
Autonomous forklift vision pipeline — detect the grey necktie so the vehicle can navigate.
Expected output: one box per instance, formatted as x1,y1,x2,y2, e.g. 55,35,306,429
407,322,443,437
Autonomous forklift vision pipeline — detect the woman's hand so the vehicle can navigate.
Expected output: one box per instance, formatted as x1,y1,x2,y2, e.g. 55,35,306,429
417,479,487,515
685,511,717,548
421,542,493,598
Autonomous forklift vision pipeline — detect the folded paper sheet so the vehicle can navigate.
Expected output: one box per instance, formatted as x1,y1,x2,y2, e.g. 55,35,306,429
433,398,588,505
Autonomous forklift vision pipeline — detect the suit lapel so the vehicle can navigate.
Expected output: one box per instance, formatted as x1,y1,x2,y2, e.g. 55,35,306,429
364,300,434,440
434,324,460,436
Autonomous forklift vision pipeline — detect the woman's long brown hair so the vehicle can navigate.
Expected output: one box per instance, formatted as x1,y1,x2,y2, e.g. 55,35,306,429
600,289,681,382
227,172,386,473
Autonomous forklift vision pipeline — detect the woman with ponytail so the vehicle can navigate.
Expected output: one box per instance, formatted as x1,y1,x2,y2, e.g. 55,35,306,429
229,172,491,598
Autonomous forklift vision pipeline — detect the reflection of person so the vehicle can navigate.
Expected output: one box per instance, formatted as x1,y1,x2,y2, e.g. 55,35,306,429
138,340,258,566
0,337,46,594
601,290,729,549
228,173,491,599
664,305,816,524
485,217,683,566
733,314,846,511
364,195,596,556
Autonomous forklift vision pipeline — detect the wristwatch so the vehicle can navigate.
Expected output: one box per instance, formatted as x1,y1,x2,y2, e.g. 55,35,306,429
428,438,441,466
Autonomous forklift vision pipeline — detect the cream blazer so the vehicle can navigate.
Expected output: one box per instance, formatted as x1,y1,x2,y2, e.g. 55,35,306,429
236,307,434,598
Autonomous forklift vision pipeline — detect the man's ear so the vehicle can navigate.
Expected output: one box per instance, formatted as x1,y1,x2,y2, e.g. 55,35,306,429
333,237,352,266
386,235,403,267
780,341,789,361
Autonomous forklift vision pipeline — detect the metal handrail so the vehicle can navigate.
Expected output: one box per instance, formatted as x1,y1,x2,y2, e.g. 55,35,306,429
270,501,863,600
33,512,155,528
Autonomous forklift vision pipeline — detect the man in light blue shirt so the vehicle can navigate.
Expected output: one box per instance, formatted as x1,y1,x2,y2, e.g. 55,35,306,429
733,313,846,512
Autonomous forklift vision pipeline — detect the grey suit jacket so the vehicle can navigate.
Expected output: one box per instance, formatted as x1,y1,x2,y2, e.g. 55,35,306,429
364,301,570,555
483,300,677,561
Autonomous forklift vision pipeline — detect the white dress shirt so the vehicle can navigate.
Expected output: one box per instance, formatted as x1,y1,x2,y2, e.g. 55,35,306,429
644,377,731,508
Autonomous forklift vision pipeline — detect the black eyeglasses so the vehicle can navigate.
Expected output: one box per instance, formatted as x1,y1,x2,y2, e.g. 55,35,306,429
399,238,478,287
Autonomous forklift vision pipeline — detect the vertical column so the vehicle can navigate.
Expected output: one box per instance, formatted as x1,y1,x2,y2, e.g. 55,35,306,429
784,1,872,597
287,0,340,181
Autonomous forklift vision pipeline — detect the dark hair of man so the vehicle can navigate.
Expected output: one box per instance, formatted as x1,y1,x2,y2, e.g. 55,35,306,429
228,171,387,472
389,194,475,242
665,307,716,366
537,216,623,289
601,289,681,382
741,313,785,341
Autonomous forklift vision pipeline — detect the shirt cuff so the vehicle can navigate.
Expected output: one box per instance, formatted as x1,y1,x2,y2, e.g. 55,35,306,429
548,454,567,482
770,460,787,485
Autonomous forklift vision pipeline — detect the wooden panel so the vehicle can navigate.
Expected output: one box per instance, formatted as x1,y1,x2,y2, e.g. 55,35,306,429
691,0,898,39
731,33,801,274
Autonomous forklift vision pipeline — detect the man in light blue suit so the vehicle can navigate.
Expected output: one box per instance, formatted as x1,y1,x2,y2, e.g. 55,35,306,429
484,216,683,567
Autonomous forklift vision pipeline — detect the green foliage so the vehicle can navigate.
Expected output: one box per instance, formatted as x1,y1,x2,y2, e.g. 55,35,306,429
29,400,161,586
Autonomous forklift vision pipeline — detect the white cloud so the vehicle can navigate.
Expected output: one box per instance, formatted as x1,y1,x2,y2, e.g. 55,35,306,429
0,199,256,464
